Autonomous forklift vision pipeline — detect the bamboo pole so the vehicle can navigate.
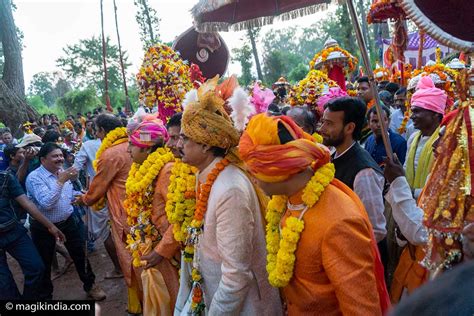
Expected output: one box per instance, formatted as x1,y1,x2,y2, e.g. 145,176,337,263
100,0,112,112
346,0,393,159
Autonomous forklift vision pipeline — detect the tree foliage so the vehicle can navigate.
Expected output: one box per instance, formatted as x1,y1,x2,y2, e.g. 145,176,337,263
56,87,101,115
28,72,72,107
134,0,160,50
56,36,130,94
232,43,254,86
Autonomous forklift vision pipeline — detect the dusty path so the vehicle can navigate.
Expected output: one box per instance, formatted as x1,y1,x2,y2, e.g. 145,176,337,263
9,243,127,315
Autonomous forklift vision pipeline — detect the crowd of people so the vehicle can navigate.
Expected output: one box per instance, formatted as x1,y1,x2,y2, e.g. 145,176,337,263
1,56,474,315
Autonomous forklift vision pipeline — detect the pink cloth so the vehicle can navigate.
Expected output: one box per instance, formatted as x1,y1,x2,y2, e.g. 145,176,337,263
317,87,348,113
411,76,447,115
250,83,275,114
129,114,169,148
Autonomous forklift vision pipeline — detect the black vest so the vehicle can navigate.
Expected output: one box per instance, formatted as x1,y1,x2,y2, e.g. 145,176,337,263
332,143,382,189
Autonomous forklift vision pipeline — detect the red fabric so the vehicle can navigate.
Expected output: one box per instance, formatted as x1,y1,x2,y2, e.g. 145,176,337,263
328,65,346,91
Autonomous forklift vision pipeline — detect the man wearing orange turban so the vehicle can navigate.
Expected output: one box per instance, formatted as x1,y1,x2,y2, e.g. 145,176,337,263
239,113,390,315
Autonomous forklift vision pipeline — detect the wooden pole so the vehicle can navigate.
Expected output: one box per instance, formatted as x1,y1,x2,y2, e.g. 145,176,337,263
418,30,425,69
346,0,393,159
100,0,112,112
113,0,133,114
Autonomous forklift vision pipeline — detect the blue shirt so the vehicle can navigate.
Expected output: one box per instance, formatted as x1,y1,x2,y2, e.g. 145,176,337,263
26,165,78,223
364,129,407,167
0,144,8,171
0,171,24,229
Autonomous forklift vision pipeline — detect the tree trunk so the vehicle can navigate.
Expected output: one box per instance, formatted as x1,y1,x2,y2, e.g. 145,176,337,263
247,29,263,81
0,0,24,96
0,0,37,135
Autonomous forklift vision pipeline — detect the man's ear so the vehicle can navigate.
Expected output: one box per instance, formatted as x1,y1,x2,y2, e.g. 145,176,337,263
202,144,211,153
344,122,356,136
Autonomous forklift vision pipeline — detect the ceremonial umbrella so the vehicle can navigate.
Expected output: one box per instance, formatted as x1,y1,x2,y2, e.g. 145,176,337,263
192,0,394,158
400,0,474,53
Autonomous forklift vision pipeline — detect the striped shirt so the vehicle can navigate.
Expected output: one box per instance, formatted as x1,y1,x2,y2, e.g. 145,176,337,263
26,165,77,223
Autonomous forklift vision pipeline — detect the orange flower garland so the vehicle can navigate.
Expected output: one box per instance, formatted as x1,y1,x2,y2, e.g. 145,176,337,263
188,158,231,314
398,106,411,135
310,46,358,73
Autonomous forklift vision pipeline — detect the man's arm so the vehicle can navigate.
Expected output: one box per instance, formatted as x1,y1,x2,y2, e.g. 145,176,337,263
385,176,427,245
15,195,65,241
208,187,254,315
82,154,120,206
26,174,64,210
353,168,387,242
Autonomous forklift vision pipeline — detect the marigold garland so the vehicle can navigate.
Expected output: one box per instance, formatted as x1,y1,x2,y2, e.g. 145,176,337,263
398,105,411,134
136,44,193,122
310,46,358,73
289,70,338,109
124,147,175,267
187,158,230,313
266,163,335,287
93,127,128,171
165,160,197,262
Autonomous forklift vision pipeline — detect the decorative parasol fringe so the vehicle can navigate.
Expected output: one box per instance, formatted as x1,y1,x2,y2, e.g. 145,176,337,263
194,1,340,33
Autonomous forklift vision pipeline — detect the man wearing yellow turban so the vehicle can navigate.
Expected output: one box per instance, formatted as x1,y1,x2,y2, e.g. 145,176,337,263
239,113,390,315
174,79,282,315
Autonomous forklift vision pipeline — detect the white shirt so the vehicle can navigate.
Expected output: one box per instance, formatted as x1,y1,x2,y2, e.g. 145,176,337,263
390,109,416,141
73,139,101,178
385,176,427,245
335,143,387,242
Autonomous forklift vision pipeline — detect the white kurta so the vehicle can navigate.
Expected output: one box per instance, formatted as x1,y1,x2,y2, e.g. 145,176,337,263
175,158,282,316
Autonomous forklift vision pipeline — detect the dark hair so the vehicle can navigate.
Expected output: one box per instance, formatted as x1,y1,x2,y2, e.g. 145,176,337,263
385,82,400,95
395,87,407,96
42,130,61,143
74,122,83,129
325,97,367,140
33,127,45,136
95,113,123,134
167,112,182,129
281,105,291,115
357,76,369,84
210,146,226,157
38,142,62,159
287,106,317,134
4,144,20,162
267,103,281,115
367,104,391,121
378,90,393,106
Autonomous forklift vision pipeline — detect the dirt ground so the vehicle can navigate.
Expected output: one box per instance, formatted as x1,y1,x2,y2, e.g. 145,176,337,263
8,243,127,315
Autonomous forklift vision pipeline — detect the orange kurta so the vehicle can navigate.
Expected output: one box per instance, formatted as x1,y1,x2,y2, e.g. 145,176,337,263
82,142,134,286
390,246,428,303
282,179,389,315
150,162,180,310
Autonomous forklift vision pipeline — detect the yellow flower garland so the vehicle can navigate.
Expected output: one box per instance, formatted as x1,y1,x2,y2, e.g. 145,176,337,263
93,127,128,171
266,163,335,287
165,160,197,261
124,147,175,267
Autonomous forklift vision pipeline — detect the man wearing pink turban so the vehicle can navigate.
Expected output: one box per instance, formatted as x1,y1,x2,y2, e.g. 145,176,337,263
125,114,181,315
405,76,447,197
